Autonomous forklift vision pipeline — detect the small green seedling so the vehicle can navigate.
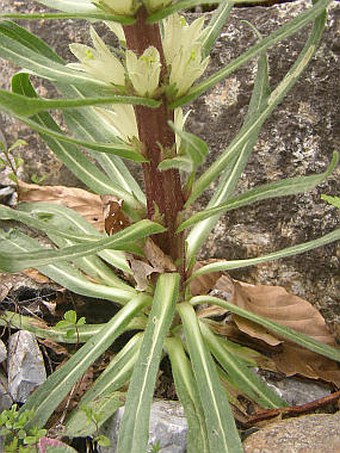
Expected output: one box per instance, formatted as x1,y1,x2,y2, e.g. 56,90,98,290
55,310,86,344
0,404,47,452
321,194,340,209
81,405,111,448
0,133,27,184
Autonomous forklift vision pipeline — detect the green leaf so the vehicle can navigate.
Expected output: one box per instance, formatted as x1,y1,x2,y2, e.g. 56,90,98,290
179,151,338,231
190,296,340,363
12,74,139,205
166,337,209,453
0,12,135,24
186,49,270,262
64,310,77,324
65,333,143,437
22,293,151,429
8,139,27,152
201,1,233,58
33,0,98,13
192,228,340,277
0,219,165,272
177,302,243,453
117,274,180,453
321,194,340,209
159,124,208,173
184,9,327,205
17,201,132,275
170,0,329,107
199,321,287,408
0,229,137,304
147,0,227,23
17,116,146,163
0,89,160,117
0,310,146,344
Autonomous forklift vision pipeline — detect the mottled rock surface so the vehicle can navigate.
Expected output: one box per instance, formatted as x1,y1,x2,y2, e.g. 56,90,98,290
0,2,338,338
7,330,46,403
100,400,187,453
243,411,340,453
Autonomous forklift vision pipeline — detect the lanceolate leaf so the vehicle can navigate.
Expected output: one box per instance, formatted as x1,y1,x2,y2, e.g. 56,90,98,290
177,302,243,453
186,50,270,262
0,89,160,117
117,274,180,453
12,74,141,208
192,228,340,276
33,0,99,14
0,230,136,304
17,116,146,163
199,321,287,408
166,337,210,453
147,0,238,23
201,1,233,58
190,296,340,362
0,311,146,344
159,125,209,173
65,334,143,437
179,151,338,231
0,12,135,24
185,9,327,205
22,293,151,429
0,220,165,272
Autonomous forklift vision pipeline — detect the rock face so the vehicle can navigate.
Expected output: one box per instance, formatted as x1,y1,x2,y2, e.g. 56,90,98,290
243,411,340,453
7,330,47,403
187,2,340,338
100,400,187,453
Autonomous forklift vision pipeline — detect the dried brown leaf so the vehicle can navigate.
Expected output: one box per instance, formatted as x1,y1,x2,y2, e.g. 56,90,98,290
18,181,104,231
101,195,130,235
144,238,176,272
215,276,335,345
190,260,223,296
274,344,340,386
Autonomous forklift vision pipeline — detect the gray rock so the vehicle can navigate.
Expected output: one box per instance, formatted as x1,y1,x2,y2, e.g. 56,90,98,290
0,371,13,412
254,370,331,406
243,411,340,453
100,400,187,453
0,339,7,364
7,330,46,403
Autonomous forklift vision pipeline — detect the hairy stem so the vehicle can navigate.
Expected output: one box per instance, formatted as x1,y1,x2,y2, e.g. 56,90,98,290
123,7,186,271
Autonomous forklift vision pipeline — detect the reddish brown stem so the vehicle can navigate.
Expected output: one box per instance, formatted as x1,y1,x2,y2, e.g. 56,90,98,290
123,8,186,270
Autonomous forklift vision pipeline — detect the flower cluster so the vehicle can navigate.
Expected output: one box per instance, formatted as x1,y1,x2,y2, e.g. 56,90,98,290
67,11,209,143
163,14,209,97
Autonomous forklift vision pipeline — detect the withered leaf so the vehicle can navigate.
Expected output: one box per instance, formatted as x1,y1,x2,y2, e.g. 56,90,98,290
215,276,336,345
101,194,130,235
18,181,104,232
190,260,223,296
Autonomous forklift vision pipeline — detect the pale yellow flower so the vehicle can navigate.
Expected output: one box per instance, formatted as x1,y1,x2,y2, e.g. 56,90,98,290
126,47,161,97
163,14,209,97
94,105,139,142
68,27,125,88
